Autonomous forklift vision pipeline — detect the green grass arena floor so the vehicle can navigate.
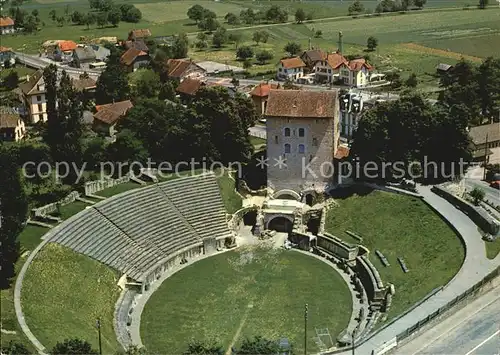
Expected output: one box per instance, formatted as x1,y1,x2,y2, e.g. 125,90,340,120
141,247,352,354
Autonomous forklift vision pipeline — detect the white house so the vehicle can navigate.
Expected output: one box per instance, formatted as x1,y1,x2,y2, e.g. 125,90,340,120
19,70,47,124
276,57,306,81
340,59,373,87
314,52,374,87
314,52,348,84
0,17,15,35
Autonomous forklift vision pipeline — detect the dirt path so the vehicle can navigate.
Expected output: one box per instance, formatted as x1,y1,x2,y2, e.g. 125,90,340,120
400,43,483,62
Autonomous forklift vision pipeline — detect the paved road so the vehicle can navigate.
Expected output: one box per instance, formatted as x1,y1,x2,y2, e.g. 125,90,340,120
465,178,500,206
15,52,101,77
416,298,500,355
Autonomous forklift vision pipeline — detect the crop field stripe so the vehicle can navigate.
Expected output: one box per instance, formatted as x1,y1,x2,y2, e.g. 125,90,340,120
401,43,483,62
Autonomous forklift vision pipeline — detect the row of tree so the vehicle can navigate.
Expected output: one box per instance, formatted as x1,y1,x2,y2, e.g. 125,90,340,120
348,0,428,15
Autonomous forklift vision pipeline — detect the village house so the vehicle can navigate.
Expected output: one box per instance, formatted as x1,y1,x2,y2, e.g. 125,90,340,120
468,123,500,163
128,29,152,41
265,89,340,194
276,57,306,81
124,39,149,53
0,46,15,68
0,17,15,35
120,48,150,72
93,100,134,137
166,59,206,81
341,58,373,87
175,77,206,103
0,111,25,142
19,70,47,124
44,40,78,62
249,82,281,115
314,53,374,87
313,52,348,84
300,49,327,72
90,44,111,62
72,47,96,68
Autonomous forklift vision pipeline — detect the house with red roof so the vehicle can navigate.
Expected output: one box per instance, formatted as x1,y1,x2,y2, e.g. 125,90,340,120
120,48,150,72
93,100,134,137
314,52,374,87
166,58,206,81
276,57,306,81
249,82,281,115
0,17,15,35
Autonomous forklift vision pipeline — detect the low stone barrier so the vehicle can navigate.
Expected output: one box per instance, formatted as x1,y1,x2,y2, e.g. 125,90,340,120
228,205,258,231
237,179,267,197
355,255,387,305
317,232,359,261
432,184,500,237
84,174,131,196
30,191,80,219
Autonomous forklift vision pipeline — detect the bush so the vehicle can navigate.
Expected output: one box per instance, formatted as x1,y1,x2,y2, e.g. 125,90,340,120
236,46,254,60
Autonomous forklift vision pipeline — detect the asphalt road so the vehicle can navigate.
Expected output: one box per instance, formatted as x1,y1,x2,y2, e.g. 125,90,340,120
465,178,500,206
415,298,500,355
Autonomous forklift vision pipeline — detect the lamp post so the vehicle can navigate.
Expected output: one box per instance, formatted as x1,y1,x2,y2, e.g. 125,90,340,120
304,304,308,355
96,318,102,355
351,329,356,355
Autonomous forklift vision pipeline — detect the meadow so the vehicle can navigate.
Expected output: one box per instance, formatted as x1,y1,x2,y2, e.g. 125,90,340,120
141,247,352,354
21,243,121,353
324,187,465,321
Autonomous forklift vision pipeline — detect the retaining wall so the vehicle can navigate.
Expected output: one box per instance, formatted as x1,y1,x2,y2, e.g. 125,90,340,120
31,191,80,218
85,175,131,195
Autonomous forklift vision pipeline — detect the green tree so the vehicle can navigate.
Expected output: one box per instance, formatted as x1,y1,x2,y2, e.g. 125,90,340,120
71,10,85,24
314,30,323,38
31,9,39,18
198,16,218,32
187,4,205,24
470,187,485,205
252,30,269,45
228,32,242,49
116,345,148,355
284,42,301,56
236,46,254,60
224,12,239,25
0,146,28,288
107,6,121,26
49,9,57,21
88,0,100,9
348,0,365,15
1,341,31,355
386,71,402,88
2,71,19,90
83,137,108,171
131,69,161,98
478,57,500,122
295,8,306,23
401,0,413,10
256,50,273,65
52,339,98,355
96,12,108,27
413,0,427,8
120,4,141,22
107,129,148,167
84,12,96,29
265,5,288,23
159,81,177,101
405,73,418,87
195,40,208,50
196,32,207,41
367,36,378,51
243,59,252,69
172,33,189,58
240,8,256,24
99,0,114,12
95,49,130,104
212,26,228,48
183,339,223,355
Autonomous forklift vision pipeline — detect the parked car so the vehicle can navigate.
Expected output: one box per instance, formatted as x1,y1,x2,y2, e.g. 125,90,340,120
489,181,500,189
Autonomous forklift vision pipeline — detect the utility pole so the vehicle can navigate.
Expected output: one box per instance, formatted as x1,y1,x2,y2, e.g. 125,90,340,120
96,318,102,355
304,304,308,355
352,330,355,355
483,133,489,180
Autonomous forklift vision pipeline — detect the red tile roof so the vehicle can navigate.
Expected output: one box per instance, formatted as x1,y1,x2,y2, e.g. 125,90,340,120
279,57,306,69
72,77,97,91
58,40,77,52
0,17,14,27
250,82,281,97
120,48,147,66
176,78,205,96
334,146,350,159
94,100,133,125
326,53,349,69
166,59,192,78
348,58,373,71
129,29,151,40
301,49,327,63
265,89,338,118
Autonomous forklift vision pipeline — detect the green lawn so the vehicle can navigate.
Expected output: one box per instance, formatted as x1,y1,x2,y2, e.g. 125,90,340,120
216,170,242,214
250,136,266,149
325,187,464,322
141,247,352,354
485,238,500,259
0,225,48,351
0,66,36,80
52,201,90,220
21,243,120,353
96,181,142,197
420,33,500,58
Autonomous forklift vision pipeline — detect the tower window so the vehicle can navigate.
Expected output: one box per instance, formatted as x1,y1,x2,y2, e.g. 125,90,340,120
274,135,278,144
312,137,318,146
298,144,305,154
284,143,291,154
298,128,305,137
284,127,291,137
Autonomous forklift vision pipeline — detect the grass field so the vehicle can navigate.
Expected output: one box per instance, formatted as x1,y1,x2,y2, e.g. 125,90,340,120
141,247,352,354
420,33,500,58
0,225,48,351
96,181,142,197
216,170,243,213
21,243,120,353
52,201,90,220
324,187,464,321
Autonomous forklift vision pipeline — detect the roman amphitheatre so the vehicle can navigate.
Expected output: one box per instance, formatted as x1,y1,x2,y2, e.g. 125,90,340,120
13,167,489,354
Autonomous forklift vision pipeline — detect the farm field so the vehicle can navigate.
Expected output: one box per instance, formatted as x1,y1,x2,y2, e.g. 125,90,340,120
141,247,352,354
21,243,121,353
420,33,500,58
324,186,465,322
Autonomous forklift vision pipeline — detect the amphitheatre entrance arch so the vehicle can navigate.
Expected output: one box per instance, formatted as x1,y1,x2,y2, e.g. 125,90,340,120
273,189,301,201
267,215,294,233
305,194,313,206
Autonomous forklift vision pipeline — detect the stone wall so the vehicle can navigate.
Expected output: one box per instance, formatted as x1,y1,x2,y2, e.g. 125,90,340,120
84,174,131,196
432,184,500,237
355,255,387,304
228,206,258,232
31,191,80,218
317,232,359,261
